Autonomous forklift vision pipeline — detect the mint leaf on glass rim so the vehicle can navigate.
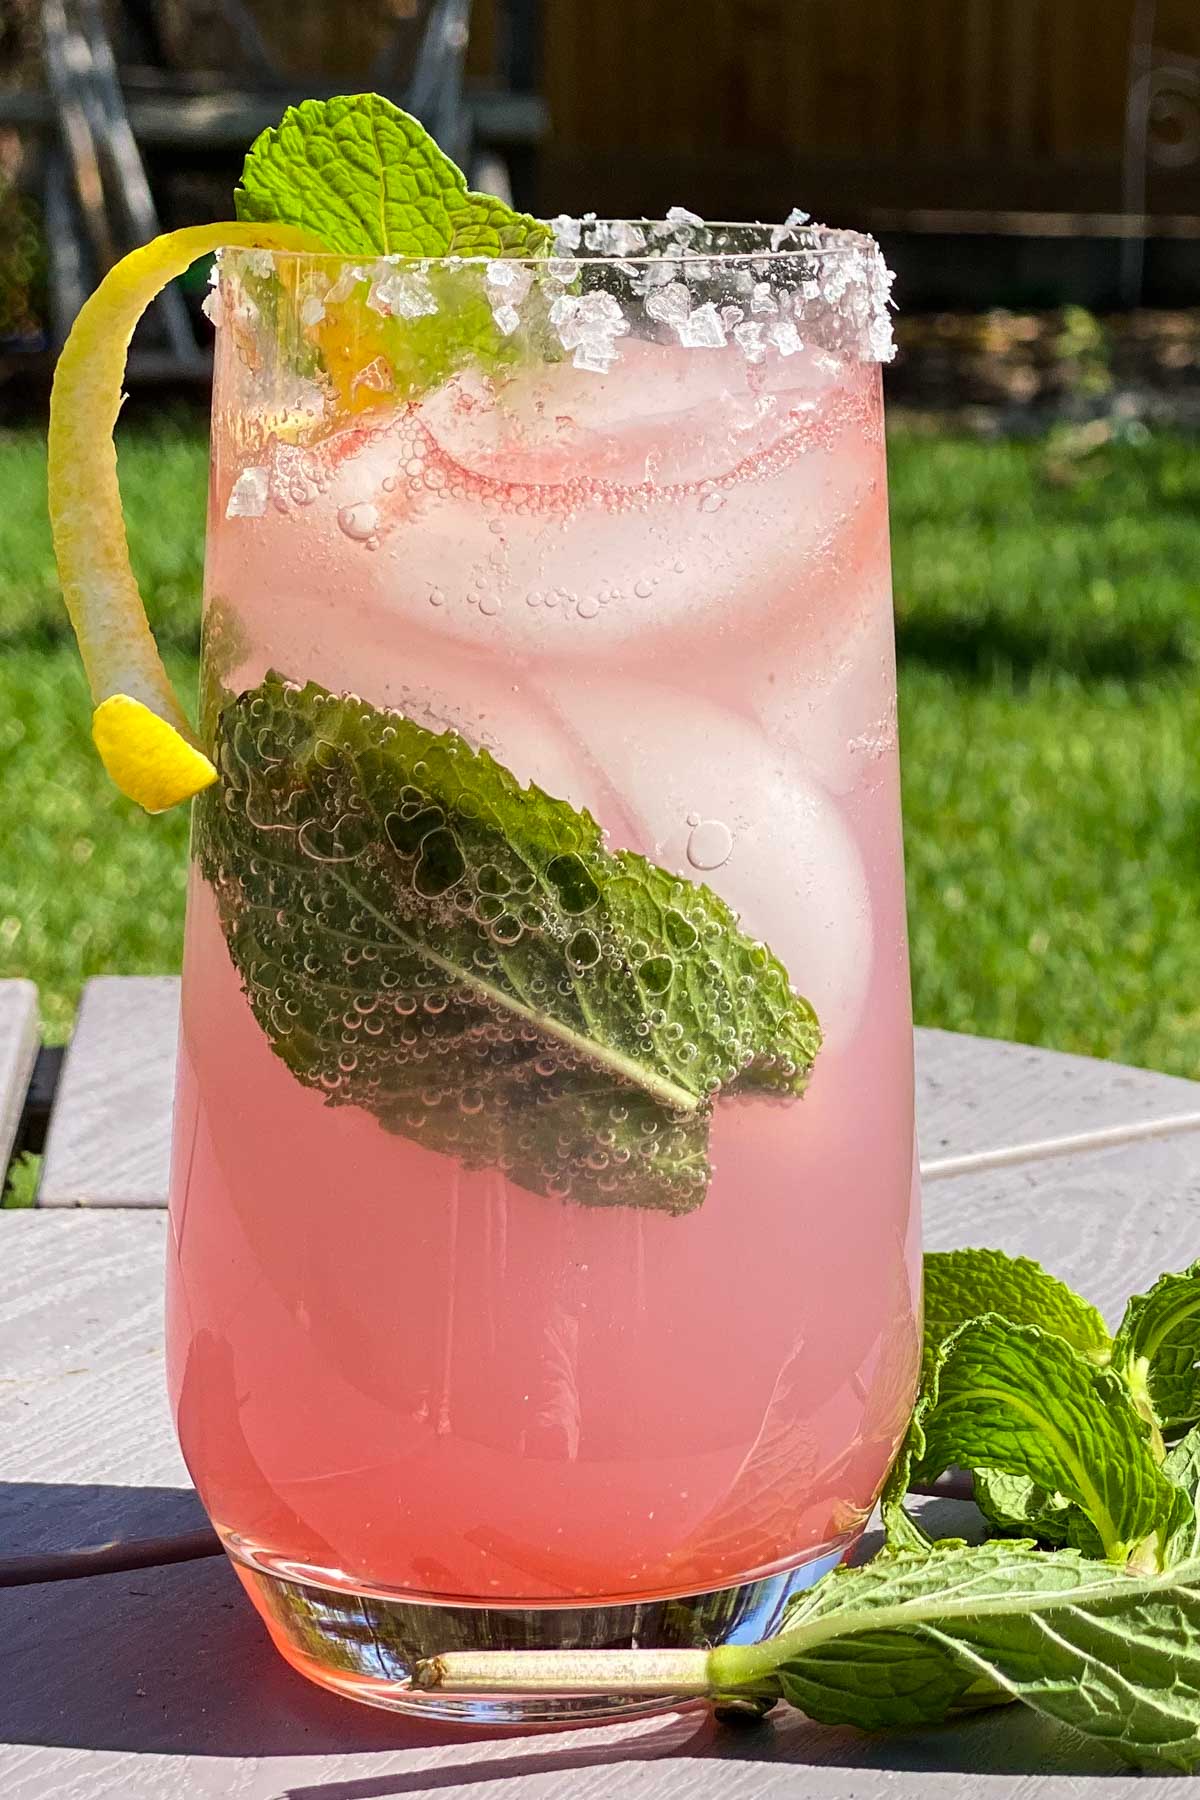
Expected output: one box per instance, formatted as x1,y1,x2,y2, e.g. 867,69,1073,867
195,674,820,1214
234,94,552,259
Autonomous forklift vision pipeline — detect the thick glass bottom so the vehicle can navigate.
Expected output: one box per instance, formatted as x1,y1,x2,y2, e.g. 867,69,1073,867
225,1534,852,1724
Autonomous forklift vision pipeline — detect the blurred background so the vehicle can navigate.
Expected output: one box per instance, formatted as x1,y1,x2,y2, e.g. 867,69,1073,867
1,0,1198,1198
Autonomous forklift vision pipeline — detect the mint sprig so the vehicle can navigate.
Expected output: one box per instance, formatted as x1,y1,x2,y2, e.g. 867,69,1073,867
235,93,551,259
414,1245,1200,1771
707,1541,1200,1768
196,674,819,1214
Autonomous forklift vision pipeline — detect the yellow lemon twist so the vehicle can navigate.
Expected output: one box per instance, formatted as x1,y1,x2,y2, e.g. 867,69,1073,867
48,222,321,813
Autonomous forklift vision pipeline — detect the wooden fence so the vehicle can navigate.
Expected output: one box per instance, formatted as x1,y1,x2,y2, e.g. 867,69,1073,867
231,0,1200,223
537,0,1200,220
94,0,1200,226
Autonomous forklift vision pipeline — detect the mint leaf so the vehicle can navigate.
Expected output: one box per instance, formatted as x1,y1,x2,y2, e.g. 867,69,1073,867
923,1248,1111,1382
879,1447,932,1553
972,1467,1077,1546
235,93,551,259
709,1540,1200,1770
885,1249,1112,1552
196,675,820,1213
912,1318,1186,1564
1164,1428,1200,1562
1112,1261,1200,1439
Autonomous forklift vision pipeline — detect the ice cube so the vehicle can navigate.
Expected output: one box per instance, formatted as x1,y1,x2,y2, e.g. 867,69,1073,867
273,341,879,681
531,679,873,1046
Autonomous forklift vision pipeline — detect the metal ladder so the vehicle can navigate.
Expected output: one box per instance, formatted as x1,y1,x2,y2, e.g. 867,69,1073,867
36,0,476,377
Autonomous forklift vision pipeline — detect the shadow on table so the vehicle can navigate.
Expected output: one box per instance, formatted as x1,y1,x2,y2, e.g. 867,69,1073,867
0,1479,209,1565
1,1487,1131,1782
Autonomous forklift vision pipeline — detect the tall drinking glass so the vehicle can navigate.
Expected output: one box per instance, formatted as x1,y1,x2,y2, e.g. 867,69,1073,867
167,226,920,1722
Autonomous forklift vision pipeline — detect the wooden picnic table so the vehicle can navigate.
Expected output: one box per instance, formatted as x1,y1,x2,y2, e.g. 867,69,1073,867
4,974,1200,1795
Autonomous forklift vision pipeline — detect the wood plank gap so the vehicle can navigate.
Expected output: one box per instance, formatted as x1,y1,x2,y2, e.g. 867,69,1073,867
921,1108,1200,1182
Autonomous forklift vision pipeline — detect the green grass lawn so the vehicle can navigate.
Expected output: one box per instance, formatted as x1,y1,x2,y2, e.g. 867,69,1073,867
2,416,1198,1079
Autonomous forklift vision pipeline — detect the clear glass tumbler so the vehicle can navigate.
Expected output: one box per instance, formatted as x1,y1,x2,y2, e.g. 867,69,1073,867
166,226,921,1723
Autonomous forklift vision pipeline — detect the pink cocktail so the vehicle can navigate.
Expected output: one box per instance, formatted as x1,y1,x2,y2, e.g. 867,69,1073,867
166,227,920,1720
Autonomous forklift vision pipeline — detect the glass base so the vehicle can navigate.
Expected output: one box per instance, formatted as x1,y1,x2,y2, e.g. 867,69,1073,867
225,1534,852,1724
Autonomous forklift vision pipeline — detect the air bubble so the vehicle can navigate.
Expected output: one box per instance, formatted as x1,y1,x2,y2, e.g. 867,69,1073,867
639,955,674,995
568,928,601,968
686,819,734,870
337,502,379,541
546,853,600,916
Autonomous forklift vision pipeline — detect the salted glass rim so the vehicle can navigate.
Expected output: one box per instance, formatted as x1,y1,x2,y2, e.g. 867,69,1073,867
221,222,883,269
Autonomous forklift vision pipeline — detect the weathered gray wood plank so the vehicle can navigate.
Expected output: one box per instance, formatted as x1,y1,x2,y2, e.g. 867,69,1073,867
0,978,39,1185
31,976,1200,1208
37,976,178,1207
0,1211,195,1560
921,1123,1200,1327
0,1543,1167,1798
914,1024,1200,1173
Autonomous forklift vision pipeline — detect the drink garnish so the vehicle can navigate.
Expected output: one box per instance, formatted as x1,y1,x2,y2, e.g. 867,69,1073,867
196,674,821,1212
48,96,550,813
235,93,551,259
415,1246,1200,1773
48,220,321,811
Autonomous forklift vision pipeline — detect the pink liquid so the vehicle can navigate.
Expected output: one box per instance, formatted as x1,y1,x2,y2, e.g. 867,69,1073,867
167,335,921,1608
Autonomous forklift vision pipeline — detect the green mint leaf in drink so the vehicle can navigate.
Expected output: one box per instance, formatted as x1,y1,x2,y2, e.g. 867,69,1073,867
912,1317,1186,1565
196,674,820,1214
234,93,552,258
923,1247,1111,1382
706,1540,1200,1770
1112,1261,1200,1440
